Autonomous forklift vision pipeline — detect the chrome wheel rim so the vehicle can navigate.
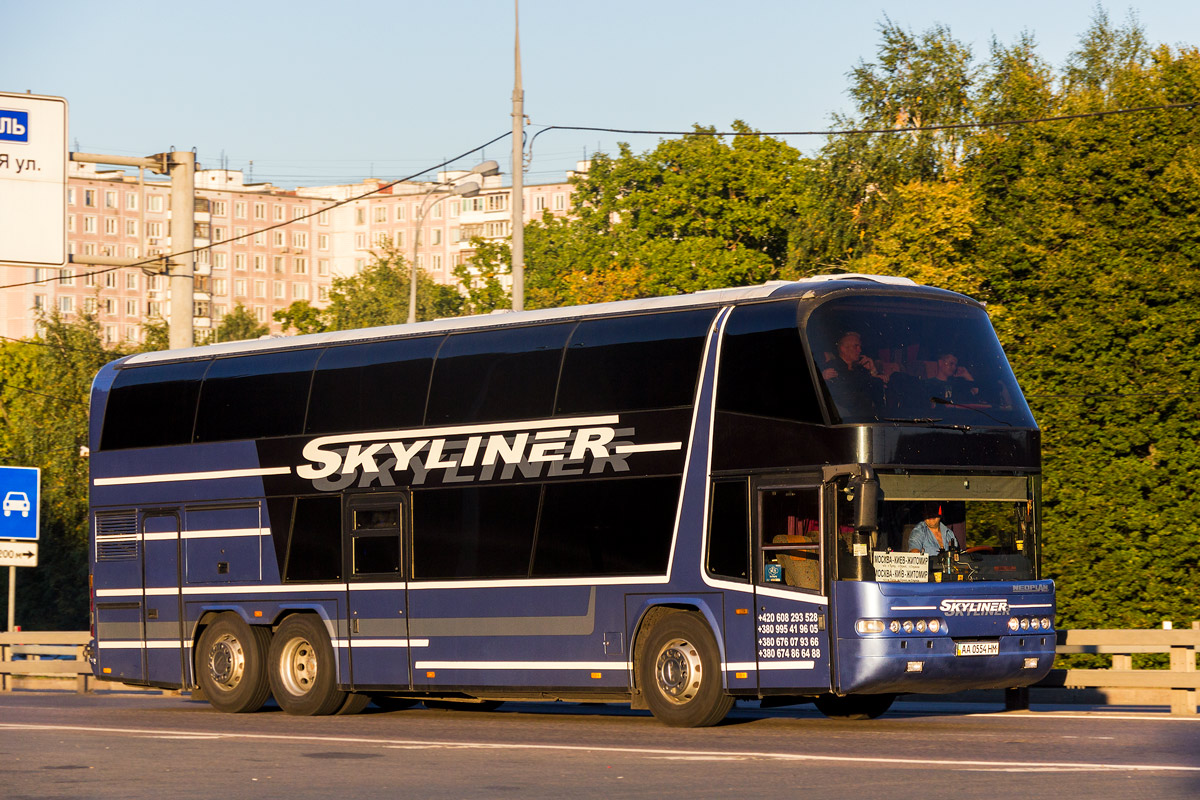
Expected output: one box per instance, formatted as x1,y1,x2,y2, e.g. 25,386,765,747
208,632,245,691
278,636,318,696
654,637,702,705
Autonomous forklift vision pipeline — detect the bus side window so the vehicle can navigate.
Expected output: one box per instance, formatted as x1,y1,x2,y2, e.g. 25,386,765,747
307,336,441,434
716,300,823,424
707,480,750,582
426,324,573,425
283,496,342,582
556,309,716,414
195,349,321,442
760,488,821,592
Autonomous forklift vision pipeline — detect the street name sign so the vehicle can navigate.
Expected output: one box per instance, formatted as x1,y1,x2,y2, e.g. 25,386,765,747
0,466,40,541
0,540,37,568
0,91,68,267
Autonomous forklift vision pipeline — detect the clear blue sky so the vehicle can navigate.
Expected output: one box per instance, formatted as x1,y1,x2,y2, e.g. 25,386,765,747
3,1,1195,188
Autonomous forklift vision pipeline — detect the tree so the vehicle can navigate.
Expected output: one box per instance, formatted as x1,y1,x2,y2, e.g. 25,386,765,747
214,303,269,342
524,122,810,307
274,300,327,335
453,238,512,315
322,241,463,330
0,313,120,629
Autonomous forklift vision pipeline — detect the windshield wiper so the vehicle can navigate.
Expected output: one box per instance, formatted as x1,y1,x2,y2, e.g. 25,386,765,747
929,396,1012,427
882,417,943,424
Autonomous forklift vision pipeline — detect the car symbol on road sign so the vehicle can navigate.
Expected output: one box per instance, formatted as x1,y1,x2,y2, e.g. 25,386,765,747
3,491,30,518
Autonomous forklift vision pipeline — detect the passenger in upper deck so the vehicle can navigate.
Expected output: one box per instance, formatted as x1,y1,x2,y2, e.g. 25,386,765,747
908,503,959,555
821,331,885,417
923,351,979,404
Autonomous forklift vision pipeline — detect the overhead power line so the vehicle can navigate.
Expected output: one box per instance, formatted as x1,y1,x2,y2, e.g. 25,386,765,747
0,131,513,292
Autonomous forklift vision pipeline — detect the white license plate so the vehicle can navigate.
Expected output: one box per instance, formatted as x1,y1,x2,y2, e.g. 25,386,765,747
955,640,1000,656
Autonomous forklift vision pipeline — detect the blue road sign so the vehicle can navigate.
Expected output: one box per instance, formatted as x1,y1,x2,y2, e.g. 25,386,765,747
0,466,39,540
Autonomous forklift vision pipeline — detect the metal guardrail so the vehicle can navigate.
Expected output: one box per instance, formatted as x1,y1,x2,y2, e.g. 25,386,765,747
2,626,1197,713
0,631,92,693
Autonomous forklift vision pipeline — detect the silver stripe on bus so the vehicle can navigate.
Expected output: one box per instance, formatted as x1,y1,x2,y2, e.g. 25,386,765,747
891,605,938,611
754,584,829,605
414,660,632,671
94,467,291,487
613,442,683,454
97,578,667,598
723,662,757,671
334,639,429,648
97,640,190,650
1010,603,1054,609
142,528,269,542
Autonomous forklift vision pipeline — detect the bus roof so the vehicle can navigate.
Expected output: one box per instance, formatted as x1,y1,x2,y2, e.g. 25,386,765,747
118,274,934,368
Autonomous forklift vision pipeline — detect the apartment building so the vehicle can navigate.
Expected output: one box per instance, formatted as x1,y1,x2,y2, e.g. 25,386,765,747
0,162,578,343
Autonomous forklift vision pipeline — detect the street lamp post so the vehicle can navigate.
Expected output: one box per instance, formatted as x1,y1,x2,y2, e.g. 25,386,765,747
408,181,480,324
405,160,500,324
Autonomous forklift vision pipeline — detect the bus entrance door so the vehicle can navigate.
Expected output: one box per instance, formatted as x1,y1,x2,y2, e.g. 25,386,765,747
754,483,832,693
343,493,411,690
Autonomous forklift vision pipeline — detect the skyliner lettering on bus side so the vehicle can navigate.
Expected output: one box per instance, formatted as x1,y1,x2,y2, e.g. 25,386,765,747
296,419,682,490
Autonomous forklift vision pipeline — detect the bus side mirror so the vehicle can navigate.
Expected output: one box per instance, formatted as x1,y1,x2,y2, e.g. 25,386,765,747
853,477,878,531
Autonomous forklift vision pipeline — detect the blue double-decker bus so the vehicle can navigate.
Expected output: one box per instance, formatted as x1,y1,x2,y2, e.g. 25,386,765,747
87,275,1054,726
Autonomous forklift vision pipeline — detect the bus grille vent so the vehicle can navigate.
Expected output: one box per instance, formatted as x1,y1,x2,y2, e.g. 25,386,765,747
95,512,139,561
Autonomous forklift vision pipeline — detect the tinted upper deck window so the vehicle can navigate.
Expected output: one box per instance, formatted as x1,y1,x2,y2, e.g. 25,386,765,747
306,336,441,434
194,349,321,442
426,324,573,425
100,359,210,450
555,309,717,414
716,300,823,423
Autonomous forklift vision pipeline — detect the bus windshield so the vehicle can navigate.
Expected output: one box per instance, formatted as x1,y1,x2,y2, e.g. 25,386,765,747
836,473,1040,583
805,295,1036,427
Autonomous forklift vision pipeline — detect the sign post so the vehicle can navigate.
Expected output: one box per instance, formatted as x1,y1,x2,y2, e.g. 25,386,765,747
0,466,40,632
0,92,68,267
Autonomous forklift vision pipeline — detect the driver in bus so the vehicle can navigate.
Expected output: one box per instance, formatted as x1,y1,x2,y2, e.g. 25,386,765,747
908,503,959,555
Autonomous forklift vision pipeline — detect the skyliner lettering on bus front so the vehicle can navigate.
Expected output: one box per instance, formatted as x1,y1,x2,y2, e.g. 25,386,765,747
939,599,1010,616
296,423,680,488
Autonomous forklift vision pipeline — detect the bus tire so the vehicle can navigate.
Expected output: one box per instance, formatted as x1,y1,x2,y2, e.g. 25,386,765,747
638,611,733,728
268,614,345,716
370,695,418,711
335,692,371,715
813,693,895,720
195,613,271,713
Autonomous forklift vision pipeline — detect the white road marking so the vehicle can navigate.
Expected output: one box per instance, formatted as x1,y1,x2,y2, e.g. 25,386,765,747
0,722,1196,773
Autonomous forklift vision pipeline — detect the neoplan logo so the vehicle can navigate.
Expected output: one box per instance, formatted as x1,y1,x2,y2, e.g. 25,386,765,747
0,109,29,143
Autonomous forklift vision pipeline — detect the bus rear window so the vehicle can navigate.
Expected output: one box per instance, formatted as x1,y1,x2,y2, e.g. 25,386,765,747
100,360,209,450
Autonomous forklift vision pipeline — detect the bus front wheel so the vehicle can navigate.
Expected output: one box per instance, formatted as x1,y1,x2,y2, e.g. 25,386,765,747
813,693,896,720
638,611,733,727
268,614,346,716
195,613,271,713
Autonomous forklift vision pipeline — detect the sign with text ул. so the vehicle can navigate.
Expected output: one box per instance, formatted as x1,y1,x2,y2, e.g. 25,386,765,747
0,91,67,267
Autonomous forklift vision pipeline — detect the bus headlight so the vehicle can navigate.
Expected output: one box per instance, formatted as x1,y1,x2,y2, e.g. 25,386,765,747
1029,618,1040,630
1040,618,1052,630
1008,617,1020,632
902,620,914,634
915,620,927,633
1020,618,1030,630
927,619,941,634
889,620,901,634
855,619,886,635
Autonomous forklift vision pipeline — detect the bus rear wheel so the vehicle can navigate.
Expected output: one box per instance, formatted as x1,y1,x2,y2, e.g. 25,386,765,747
638,611,733,727
813,693,895,720
195,613,271,713
268,614,346,716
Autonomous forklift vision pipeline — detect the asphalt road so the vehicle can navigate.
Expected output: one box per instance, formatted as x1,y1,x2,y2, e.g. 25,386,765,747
2,692,1198,799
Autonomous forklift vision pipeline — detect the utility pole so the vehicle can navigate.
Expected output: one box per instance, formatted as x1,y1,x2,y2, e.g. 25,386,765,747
510,0,525,312
69,150,196,349
166,150,195,349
